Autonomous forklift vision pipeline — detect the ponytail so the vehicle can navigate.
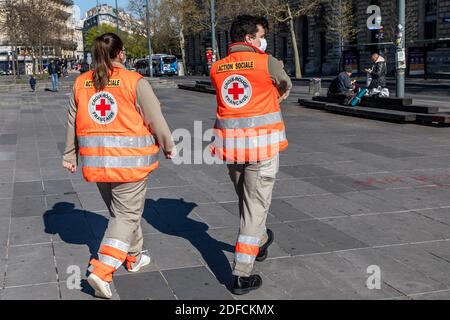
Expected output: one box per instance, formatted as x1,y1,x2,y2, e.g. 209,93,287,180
92,33,124,91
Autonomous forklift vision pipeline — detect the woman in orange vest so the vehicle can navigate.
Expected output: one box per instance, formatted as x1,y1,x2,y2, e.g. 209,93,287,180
62,33,175,299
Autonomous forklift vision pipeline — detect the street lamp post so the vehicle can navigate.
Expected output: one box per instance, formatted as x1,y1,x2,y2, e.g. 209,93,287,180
145,0,154,78
210,0,216,63
115,0,120,34
396,0,406,98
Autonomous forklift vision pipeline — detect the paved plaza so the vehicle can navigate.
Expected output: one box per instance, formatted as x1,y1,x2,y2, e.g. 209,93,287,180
1,77,450,300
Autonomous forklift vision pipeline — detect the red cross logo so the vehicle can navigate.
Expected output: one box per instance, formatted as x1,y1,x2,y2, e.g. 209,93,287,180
228,82,245,100
95,99,111,117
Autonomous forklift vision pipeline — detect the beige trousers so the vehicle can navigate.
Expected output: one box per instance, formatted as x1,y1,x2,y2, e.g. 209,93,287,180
227,154,279,277
96,178,147,259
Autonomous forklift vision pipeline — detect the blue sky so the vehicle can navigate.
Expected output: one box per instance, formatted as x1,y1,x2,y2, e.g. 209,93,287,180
74,0,129,16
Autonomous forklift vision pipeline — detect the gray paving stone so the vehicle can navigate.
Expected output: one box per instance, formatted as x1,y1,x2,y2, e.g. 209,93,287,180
262,223,325,256
269,198,314,222
272,179,328,197
9,216,51,246
258,256,355,299
12,196,46,217
77,192,108,212
0,169,13,183
280,164,338,178
13,169,42,182
43,179,74,195
338,191,408,213
6,244,56,287
417,240,450,261
162,266,233,300
288,219,368,252
2,283,60,300
300,253,402,299
283,195,353,218
378,245,450,288
0,160,15,170
143,233,205,270
337,248,446,295
13,181,44,197
71,180,99,193
59,279,120,300
341,142,423,159
0,183,13,199
0,198,12,217
0,134,17,145
302,177,359,194
53,241,97,281
114,271,176,300
410,291,450,300
193,203,240,228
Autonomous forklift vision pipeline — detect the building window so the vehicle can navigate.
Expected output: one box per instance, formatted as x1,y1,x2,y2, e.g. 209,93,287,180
424,0,437,39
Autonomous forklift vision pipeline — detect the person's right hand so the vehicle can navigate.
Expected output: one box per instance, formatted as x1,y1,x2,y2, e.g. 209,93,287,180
63,161,77,173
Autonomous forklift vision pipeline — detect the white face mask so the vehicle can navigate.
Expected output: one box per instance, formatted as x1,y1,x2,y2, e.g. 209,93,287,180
259,38,268,52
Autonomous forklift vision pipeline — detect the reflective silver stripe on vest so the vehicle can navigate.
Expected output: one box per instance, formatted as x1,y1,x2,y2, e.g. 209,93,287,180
213,130,287,149
81,154,159,168
235,252,256,264
215,112,283,129
78,135,156,148
98,254,123,269
237,235,260,246
101,238,130,252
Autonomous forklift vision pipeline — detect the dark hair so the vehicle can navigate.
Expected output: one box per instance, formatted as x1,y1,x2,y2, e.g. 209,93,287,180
92,33,124,91
230,15,269,43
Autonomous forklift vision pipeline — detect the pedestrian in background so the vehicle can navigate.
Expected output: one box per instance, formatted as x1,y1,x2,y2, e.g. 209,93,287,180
365,52,387,91
48,59,59,92
62,33,176,299
210,15,291,295
29,74,37,92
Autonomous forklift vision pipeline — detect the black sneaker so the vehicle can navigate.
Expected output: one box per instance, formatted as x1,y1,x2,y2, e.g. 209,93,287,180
256,229,274,262
232,275,263,295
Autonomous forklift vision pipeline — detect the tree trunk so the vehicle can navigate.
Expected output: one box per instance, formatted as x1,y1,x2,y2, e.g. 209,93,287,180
11,47,16,79
287,4,302,79
288,14,302,79
179,24,187,76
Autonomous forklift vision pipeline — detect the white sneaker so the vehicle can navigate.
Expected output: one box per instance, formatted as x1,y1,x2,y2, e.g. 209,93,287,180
128,254,151,273
87,273,113,299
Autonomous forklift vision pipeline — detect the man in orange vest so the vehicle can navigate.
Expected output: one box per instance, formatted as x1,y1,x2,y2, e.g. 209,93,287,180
210,15,292,295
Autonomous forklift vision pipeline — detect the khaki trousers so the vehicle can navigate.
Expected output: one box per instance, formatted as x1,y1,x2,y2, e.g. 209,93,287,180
227,154,279,277
96,178,147,259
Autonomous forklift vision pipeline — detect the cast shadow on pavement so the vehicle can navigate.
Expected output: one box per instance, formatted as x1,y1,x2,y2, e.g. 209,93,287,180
43,202,105,297
142,198,235,289
43,199,236,294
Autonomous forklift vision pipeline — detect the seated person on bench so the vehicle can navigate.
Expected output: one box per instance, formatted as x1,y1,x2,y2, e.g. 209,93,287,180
327,66,357,99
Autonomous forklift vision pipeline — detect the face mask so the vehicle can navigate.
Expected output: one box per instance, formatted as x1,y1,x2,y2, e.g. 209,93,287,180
259,38,268,52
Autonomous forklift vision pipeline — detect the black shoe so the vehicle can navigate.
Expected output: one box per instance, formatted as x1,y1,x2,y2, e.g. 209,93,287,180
232,275,262,295
256,229,274,262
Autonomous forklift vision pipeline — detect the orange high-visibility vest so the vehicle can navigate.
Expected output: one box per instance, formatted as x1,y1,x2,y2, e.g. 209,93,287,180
74,66,159,183
210,43,288,163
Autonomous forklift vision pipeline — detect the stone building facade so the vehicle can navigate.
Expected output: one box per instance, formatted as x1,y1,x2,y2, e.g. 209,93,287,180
185,0,450,76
